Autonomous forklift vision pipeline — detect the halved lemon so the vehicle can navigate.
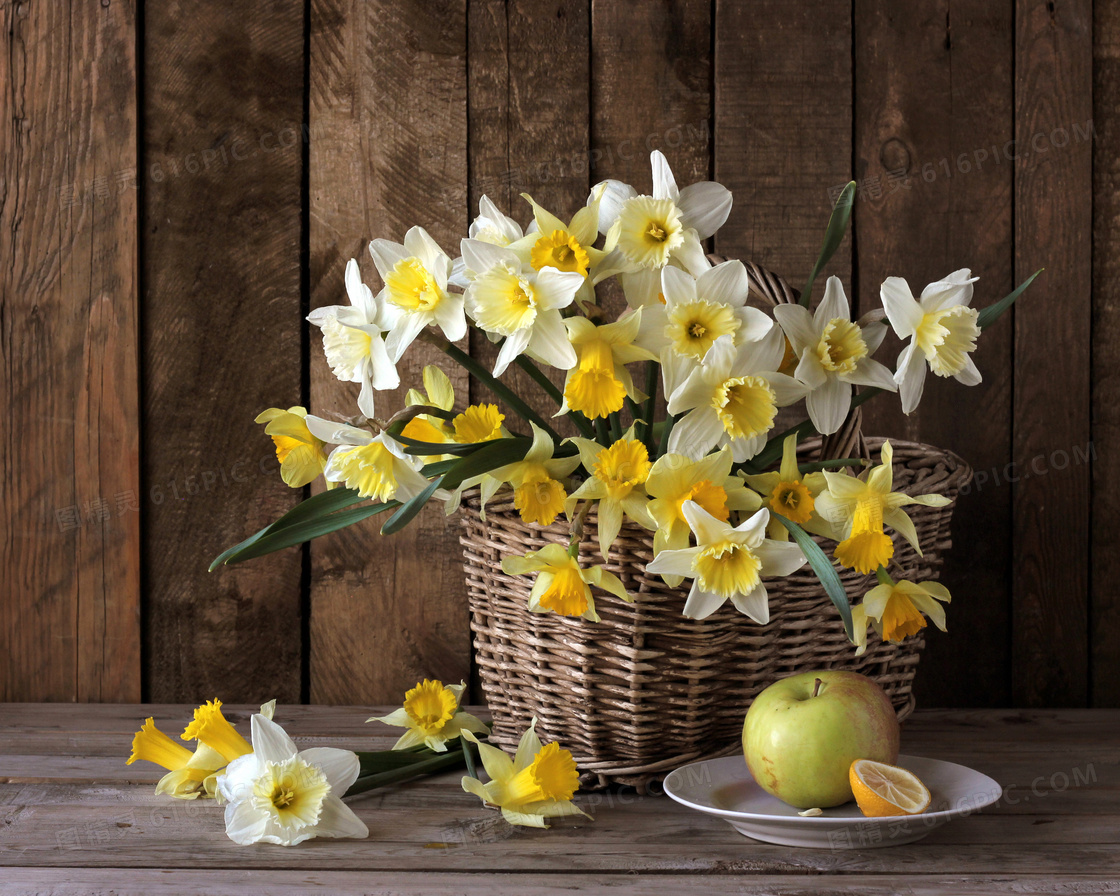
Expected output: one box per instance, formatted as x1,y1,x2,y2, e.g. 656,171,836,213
849,759,931,817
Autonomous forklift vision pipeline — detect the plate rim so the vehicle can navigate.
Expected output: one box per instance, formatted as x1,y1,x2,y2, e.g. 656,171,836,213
663,753,1003,824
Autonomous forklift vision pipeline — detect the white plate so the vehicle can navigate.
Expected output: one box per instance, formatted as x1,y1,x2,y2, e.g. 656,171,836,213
664,754,1001,849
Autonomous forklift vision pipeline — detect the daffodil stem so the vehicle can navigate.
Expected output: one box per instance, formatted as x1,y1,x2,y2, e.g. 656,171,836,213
797,457,865,473
420,332,562,442
513,356,596,440
875,566,895,587
657,413,678,458
608,411,623,443
345,744,478,797
594,417,611,445
641,361,659,449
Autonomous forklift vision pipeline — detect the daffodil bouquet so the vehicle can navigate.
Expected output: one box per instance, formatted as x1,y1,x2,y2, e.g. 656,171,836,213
215,150,1037,653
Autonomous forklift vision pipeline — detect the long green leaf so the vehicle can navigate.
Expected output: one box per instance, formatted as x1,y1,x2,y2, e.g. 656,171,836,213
976,268,1043,330
774,513,854,641
380,476,445,535
393,433,490,456
213,502,397,567
802,181,856,306
441,437,538,492
209,487,364,570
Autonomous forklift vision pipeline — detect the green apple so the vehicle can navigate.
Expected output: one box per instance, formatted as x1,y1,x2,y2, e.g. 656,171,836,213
742,670,900,809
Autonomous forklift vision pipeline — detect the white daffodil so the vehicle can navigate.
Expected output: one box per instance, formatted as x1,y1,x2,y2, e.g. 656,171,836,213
307,258,400,419
593,150,732,306
217,712,368,847
646,503,806,622
667,330,807,462
305,418,436,505
774,276,897,435
637,262,775,399
469,195,524,247
460,239,582,375
880,268,981,414
369,226,465,361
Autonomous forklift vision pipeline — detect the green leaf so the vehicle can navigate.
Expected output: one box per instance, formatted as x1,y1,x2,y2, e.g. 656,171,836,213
393,433,488,456
212,501,398,567
976,268,1043,330
802,181,856,306
380,476,445,535
209,487,364,570
774,513,854,641
440,436,537,492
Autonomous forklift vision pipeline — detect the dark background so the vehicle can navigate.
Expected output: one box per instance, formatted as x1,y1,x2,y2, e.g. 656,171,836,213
1,0,1110,709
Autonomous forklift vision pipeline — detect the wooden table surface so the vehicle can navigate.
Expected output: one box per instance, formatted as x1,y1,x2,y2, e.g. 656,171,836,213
1,705,1116,895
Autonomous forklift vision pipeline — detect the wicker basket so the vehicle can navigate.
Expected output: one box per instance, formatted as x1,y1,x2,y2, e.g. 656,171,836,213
460,437,972,791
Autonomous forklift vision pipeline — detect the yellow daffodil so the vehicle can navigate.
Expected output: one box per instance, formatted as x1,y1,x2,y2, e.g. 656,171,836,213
666,330,807,462
815,441,951,575
368,679,488,752
255,406,330,488
645,447,761,586
773,276,897,435
565,429,656,555
401,365,456,460
560,312,658,420
881,268,982,414
460,720,592,828
452,403,505,443
306,419,436,505
741,434,835,541
593,151,732,307
502,543,630,621
369,226,465,362
481,424,581,526
307,258,400,418
647,503,806,621
851,576,951,655
181,699,254,764
127,717,227,800
460,239,583,375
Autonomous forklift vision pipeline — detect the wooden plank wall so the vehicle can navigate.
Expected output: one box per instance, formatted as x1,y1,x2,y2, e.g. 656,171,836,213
0,0,1110,709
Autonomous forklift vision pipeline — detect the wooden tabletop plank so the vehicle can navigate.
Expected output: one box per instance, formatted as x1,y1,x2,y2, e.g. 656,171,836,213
4,870,1118,896
2,706,1116,880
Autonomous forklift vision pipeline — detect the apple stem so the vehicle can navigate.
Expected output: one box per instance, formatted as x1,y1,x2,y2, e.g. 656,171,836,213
813,677,823,697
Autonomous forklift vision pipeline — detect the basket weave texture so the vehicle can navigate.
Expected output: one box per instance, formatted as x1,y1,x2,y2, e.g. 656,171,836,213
460,437,972,790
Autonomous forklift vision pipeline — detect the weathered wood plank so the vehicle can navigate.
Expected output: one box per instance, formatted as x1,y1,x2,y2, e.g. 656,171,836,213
0,0,140,702
466,0,590,424
853,1,1015,707
1012,0,1093,706
4,871,1118,896
142,1,305,703
308,0,471,702
712,0,852,287
1092,0,1120,708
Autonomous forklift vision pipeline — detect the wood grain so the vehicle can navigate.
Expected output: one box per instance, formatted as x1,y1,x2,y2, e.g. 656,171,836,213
308,0,472,702
712,0,852,288
142,1,305,703
1012,0,1093,706
853,1,1015,706
2,706,1119,882
466,0,591,424
1092,0,1120,708
4,871,1119,896
0,0,140,701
